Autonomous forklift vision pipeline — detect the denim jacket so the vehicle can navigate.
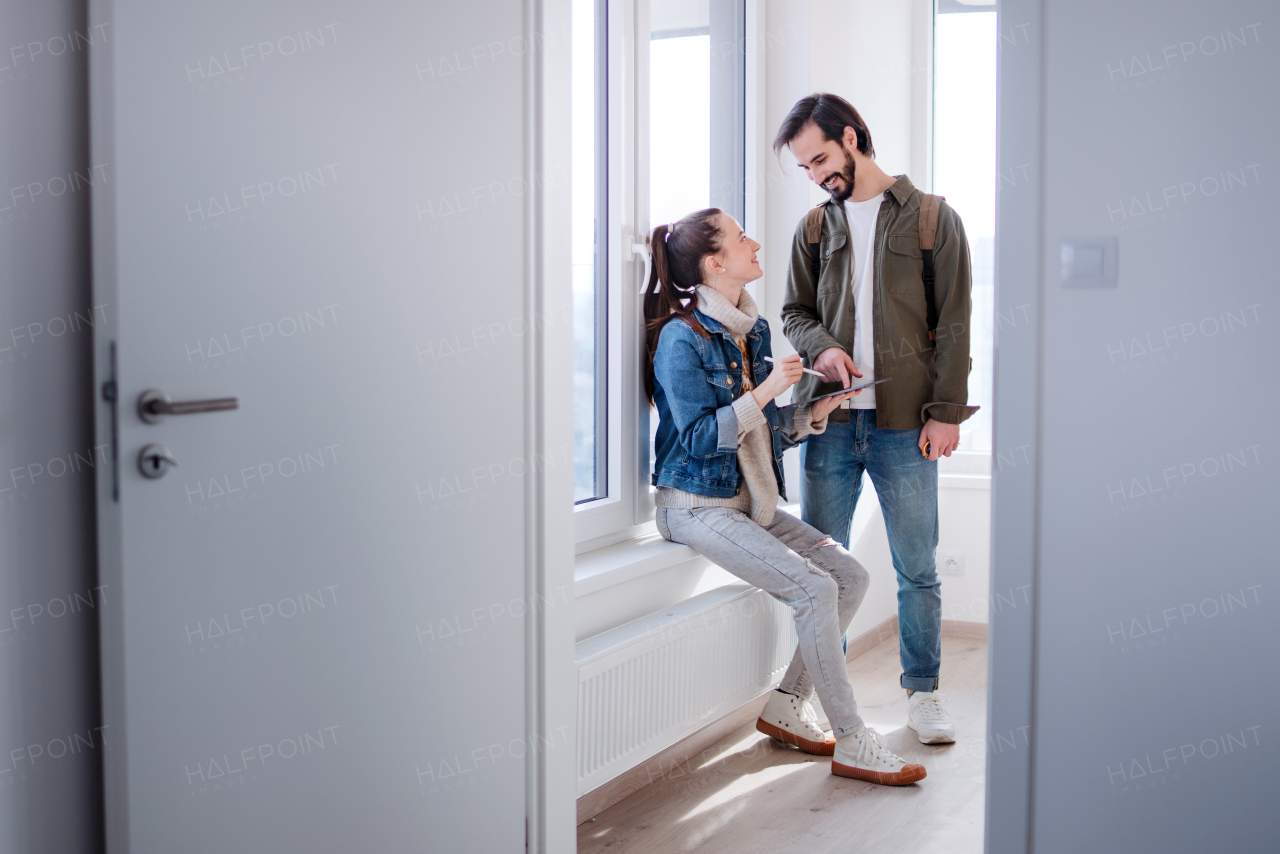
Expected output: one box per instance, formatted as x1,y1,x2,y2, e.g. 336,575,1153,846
651,310,814,500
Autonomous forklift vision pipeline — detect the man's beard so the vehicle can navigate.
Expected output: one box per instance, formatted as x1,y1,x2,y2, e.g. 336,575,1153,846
822,144,858,202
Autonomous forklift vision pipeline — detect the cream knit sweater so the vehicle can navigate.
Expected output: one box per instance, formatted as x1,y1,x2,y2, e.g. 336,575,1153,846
655,285,826,527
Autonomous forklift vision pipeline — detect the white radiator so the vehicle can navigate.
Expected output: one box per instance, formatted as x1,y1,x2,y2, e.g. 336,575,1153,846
574,583,797,796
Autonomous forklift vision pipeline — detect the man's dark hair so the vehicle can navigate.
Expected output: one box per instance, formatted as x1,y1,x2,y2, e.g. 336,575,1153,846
773,93,875,159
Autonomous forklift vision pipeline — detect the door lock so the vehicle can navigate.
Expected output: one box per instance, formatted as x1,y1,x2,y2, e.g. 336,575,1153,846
137,388,238,424
138,444,178,479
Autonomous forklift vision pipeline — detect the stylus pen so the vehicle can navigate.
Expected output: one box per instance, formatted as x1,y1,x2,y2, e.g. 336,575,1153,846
762,356,826,379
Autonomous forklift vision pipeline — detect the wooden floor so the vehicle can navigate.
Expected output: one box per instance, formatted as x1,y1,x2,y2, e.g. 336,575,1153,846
577,635,988,854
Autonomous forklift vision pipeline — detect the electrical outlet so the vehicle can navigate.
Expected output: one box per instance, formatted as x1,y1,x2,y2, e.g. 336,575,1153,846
940,552,965,576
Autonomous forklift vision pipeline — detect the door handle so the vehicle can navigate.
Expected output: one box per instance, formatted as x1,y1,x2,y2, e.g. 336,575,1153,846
137,388,238,424
632,240,652,294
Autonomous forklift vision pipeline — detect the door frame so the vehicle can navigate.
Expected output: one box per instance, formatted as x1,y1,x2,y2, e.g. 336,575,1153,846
524,0,579,850
986,0,1042,852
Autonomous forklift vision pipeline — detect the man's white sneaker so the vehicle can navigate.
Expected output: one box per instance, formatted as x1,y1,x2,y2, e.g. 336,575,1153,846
755,689,835,755
907,691,956,744
832,726,927,785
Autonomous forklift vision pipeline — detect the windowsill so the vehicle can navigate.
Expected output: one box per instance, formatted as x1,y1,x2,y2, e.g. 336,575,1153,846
574,529,703,598
940,473,991,490
574,497,863,601
574,458,990,605
938,449,993,490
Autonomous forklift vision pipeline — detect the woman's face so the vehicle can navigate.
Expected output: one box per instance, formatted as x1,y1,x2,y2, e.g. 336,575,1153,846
704,214,762,287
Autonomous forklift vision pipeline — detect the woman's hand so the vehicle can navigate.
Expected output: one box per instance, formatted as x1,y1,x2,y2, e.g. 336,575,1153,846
751,353,804,409
809,388,861,421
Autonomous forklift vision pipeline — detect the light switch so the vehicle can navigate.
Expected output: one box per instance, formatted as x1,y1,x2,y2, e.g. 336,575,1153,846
1061,236,1118,288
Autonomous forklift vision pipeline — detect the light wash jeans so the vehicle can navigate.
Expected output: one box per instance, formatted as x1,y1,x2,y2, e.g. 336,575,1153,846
800,408,942,692
656,505,871,737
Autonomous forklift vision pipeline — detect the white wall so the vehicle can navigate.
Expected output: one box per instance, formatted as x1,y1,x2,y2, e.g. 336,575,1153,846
939,483,995,624
808,0,931,189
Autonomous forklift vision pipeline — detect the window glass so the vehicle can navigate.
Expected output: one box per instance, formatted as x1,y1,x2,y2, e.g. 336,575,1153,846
650,0,743,228
572,0,606,502
934,5,995,451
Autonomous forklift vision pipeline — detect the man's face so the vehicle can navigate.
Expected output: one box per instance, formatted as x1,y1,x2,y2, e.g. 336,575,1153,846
788,122,857,202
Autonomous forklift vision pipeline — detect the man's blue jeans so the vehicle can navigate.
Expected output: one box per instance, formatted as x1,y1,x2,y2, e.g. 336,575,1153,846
799,408,941,692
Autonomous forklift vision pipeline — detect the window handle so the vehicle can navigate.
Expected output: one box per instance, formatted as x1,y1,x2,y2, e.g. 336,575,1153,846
632,240,653,294
137,388,238,424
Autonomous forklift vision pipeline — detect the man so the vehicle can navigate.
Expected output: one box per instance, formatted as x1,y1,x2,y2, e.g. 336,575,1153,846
775,93,977,744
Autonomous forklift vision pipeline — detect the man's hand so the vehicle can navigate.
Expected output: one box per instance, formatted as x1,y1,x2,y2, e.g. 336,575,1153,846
918,419,960,461
813,347,862,388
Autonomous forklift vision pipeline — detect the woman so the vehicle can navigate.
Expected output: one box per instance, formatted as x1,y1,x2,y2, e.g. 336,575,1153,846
645,208,926,786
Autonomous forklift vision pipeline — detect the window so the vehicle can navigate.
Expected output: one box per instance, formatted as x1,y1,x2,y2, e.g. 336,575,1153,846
934,0,995,452
574,0,747,547
572,0,607,502
650,0,745,226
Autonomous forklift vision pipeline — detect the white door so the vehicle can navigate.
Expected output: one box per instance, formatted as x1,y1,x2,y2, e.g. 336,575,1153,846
89,1,572,850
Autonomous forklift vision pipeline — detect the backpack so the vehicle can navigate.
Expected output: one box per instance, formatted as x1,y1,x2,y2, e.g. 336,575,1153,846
804,193,945,342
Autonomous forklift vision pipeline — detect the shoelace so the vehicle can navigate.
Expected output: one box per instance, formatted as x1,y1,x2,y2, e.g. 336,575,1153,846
788,695,823,733
913,693,949,723
853,728,903,769
799,697,819,724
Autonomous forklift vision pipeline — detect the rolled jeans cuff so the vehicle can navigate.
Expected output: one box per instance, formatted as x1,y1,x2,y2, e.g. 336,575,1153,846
901,674,940,692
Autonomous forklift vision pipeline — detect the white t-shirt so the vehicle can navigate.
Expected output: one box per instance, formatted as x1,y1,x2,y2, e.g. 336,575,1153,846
843,195,883,409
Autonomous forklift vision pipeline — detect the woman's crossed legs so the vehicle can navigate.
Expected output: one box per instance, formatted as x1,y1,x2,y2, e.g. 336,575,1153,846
656,505,871,737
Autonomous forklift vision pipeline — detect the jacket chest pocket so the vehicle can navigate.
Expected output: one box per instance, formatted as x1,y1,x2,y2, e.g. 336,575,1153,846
706,368,739,403
817,232,848,294
885,233,925,297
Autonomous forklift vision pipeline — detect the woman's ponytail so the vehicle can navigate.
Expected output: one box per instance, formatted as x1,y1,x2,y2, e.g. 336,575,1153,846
642,208,724,403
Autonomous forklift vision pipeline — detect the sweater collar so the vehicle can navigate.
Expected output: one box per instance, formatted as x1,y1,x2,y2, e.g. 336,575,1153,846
695,285,758,337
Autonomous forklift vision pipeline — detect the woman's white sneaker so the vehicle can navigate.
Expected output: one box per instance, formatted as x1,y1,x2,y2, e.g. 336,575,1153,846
755,689,835,755
831,726,927,785
907,691,956,744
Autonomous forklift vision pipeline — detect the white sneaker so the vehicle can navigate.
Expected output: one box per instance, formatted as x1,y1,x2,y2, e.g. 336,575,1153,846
755,689,835,755
832,726,927,785
907,691,956,744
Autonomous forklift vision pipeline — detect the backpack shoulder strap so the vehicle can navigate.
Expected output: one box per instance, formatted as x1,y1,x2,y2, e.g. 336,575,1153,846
918,194,944,340
918,193,943,252
804,203,826,283
805,203,827,243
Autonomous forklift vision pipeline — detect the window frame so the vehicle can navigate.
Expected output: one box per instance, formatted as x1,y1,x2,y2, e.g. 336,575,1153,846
932,0,997,462
573,0,611,506
573,0,748,550
573,0,643,546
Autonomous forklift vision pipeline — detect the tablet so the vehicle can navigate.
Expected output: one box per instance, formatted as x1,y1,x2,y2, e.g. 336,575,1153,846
794,377,892,406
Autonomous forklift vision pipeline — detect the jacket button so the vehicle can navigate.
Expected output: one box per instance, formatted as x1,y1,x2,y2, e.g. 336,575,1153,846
730,361,737,368
726,377,733,386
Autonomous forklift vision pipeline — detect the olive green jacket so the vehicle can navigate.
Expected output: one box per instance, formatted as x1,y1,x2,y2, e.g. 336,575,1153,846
780,174,979,429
